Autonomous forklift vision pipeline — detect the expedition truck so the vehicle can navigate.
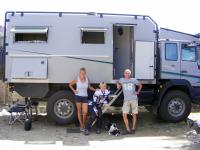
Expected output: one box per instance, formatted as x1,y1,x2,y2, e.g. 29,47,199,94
1,11,200,125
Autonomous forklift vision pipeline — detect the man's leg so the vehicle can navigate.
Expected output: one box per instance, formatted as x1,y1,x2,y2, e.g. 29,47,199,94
122,101,131,132
132,113,137,130
131,101,138,131
123,113,130,132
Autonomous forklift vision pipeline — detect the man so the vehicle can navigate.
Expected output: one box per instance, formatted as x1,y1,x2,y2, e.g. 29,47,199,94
117,69,142,134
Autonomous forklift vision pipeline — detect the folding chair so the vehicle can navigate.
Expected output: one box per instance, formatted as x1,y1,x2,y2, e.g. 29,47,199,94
8,98,33,131
8,102,27,125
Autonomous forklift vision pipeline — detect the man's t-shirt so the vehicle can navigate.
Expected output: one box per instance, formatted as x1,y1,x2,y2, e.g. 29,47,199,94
119,78,139,101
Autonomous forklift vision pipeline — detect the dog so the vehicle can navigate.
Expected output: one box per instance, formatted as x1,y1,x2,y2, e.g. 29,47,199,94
186,118,200,144
105,123,120,136
186,118,200,134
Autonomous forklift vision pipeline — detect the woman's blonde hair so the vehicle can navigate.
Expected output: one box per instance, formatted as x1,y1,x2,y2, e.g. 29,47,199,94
99,82,107,88
80,67,86,73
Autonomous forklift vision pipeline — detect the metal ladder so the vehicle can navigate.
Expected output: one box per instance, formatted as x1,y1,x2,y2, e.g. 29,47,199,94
102,88,122,114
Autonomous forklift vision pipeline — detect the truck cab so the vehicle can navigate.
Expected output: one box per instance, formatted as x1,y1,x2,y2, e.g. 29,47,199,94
154,28,200,122
160,28,200,86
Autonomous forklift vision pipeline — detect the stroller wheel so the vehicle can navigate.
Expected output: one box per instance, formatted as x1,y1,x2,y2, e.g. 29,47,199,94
24,119,32,131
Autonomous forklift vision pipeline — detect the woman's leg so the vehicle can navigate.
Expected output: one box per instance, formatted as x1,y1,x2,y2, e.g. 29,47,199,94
82,103,88,128
76,102,83,129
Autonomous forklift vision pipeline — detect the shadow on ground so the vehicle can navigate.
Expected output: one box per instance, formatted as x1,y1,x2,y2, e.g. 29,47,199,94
0,106,199,150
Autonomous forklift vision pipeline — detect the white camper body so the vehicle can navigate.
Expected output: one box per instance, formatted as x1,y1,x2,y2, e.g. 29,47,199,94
2,12,200,125
4,12,157,84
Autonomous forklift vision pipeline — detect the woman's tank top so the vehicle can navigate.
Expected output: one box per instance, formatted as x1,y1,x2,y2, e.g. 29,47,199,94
76,76,89,97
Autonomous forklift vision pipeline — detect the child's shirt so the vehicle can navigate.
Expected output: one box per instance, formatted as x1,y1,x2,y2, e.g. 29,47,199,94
88,89,110,109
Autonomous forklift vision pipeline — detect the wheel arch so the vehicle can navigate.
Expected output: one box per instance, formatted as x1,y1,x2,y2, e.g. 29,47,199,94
159,90,191,122
154,79,194,113
47,90,77,125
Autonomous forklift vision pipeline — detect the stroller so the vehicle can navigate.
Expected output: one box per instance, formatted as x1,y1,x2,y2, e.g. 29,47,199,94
8,98,33,131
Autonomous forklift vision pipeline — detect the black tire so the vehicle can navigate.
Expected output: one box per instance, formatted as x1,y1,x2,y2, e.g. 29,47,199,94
159,90,191,123
24,119,32,131
47,90,76,125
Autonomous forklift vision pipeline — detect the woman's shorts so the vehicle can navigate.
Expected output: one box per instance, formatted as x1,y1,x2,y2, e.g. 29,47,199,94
74,95,88,103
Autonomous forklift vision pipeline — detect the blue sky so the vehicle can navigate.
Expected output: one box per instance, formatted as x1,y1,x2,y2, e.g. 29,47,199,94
0,0,200,34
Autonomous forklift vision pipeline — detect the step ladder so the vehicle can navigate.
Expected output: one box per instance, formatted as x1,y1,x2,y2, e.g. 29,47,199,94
91,88,122,127
102,88,122,114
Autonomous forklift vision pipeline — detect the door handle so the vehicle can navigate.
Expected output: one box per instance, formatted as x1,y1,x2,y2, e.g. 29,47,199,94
181,70,187,73
115,48,119,51
149,65,154,67
170,64,175,67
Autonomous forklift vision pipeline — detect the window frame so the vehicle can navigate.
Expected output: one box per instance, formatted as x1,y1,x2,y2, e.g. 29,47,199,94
10,26,49,43
197,46,200,68
80,27,107,44
181,44,196,62
165,43,178,61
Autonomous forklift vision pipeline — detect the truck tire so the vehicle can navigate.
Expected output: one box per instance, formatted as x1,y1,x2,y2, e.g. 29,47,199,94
159,90,191,123
47,90,76,125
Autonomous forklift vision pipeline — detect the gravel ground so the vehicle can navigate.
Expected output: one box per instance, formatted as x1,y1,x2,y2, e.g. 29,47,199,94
0,104,200,150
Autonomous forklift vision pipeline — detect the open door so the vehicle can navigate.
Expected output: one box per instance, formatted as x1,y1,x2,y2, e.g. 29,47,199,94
135,41,155,79
113,24,134,79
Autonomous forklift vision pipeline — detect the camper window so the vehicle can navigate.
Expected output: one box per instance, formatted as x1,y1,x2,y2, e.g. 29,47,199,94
165,43,178,61
181,44,196,61
10,27,48,43
81,28,106,44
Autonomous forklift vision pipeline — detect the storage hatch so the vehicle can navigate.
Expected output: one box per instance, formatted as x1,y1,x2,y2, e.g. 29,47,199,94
11,58,48,79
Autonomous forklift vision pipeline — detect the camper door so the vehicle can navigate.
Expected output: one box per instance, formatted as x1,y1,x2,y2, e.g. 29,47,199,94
135,41,155,79
113,24,135,79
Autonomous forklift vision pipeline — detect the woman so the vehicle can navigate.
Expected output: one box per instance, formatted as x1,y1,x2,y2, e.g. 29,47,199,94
69,67,95,131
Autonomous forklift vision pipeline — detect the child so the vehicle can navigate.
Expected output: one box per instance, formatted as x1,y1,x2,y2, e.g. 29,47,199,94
84,82,110,135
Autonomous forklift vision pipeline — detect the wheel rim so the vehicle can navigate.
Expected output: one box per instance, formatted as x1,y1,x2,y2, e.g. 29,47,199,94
168,98,186,117
54,98,74,119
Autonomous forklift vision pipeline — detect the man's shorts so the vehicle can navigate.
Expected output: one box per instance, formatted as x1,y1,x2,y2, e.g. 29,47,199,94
74,95,88,103
122,100,138,114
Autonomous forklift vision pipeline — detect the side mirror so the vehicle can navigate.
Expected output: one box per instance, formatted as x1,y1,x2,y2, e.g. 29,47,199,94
197,48,200,69
197,61,200,69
